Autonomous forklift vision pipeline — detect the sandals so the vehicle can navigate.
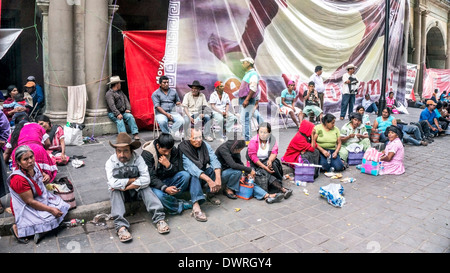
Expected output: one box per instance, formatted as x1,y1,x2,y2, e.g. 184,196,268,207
191,210,208,222
117,227,133,243
34,232,47,244
223,189,237,199
10,225,29,244
156,220,170,234
206,193,221,205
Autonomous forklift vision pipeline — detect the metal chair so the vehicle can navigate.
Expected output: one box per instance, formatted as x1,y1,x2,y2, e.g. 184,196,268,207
274,97,288,129
153,106,184,140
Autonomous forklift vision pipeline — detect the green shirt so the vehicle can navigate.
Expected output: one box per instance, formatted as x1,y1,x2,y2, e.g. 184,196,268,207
340,122,368,145
315,124,340,150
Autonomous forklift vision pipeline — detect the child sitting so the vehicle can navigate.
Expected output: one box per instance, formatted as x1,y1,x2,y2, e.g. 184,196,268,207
3,93,29,126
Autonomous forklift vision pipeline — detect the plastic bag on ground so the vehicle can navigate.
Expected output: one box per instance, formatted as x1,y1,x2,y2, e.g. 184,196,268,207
319,183,346,208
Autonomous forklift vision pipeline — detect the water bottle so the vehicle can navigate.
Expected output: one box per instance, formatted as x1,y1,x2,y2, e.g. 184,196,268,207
63,219,84,227
327,154,331,165
248,177,254,184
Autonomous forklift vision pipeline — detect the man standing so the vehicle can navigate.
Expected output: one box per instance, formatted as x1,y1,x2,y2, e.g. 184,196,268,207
179,128,222,222
105,133,169,242
151,75,184,138
182,80,213,141
309,66,325,110
238,57,259,141
340,64,359,120
210,81,237,141
105,76,140,140
141,133,197,215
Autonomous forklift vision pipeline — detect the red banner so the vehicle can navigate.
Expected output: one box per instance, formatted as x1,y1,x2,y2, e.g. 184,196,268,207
123,30,167,129
422,67,450,99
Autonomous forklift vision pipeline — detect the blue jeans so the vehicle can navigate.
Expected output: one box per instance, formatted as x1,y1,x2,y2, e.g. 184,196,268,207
190,167,218,204
253,109,264,124
319,149,345,172
151,171,192,215
253,184,269,200
365,103,378,114
108,112,139,135
155,112,184,134
340,94,355,119
239,97,256,141
184,114,213,137
221,168,241,192
402,124,423,146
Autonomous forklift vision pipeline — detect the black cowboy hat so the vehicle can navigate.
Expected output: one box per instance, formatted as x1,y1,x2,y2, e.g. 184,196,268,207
187,80,205,90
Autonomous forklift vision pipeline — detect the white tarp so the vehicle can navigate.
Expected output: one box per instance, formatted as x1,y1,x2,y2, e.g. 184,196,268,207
0,29,23,60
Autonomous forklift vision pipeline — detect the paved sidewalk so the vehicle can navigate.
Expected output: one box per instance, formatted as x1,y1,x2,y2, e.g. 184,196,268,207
0,107,449,253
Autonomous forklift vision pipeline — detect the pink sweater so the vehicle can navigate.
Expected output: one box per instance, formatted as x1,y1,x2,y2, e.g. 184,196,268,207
247,135,278,163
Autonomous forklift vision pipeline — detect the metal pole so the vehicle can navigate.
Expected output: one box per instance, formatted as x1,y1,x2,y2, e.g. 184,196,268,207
378,0,390,116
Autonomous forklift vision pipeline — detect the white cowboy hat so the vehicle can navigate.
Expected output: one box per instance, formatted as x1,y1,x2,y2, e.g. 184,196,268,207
240,57,255,64
107,76,125,85
346,63,357,70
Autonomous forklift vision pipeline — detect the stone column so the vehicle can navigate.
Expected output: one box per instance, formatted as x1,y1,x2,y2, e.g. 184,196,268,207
412,6,423,99
36,0,50,112
418,9,430,98
447,11,450,69
74,0,86,85
47,0,74,120
83,0,115,136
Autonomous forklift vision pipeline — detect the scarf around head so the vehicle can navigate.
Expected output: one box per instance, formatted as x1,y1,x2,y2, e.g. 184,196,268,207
178,140,210,170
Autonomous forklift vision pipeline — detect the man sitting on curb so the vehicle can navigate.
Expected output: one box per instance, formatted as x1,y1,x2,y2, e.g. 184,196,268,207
179,128,222,222
105,133,169,243
141,133,197,215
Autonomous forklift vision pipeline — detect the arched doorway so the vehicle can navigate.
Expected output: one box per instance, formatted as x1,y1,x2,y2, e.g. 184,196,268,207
426,26,446,69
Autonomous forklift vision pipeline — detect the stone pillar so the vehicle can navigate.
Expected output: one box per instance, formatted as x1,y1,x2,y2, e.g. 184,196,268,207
36,0,50,112
418,9,430,98
447,11,450,69
82,0,116,136
47,0,74,120
74,0,86,85
412,6,423,99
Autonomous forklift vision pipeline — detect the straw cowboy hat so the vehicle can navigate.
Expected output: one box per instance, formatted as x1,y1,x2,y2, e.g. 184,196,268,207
346,63,357,70
187,80,205,90
109,132,141,150
107,76,125,86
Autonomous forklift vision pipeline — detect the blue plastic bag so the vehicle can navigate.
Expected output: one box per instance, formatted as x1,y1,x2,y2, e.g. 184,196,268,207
319,183,345,208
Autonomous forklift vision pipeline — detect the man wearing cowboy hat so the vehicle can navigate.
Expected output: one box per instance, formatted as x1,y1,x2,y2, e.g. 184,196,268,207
340,63,359,120
105,76,140,140
182,80,214,141
105,132,169,242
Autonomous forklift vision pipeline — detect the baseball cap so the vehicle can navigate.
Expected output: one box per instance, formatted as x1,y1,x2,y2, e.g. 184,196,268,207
426,99,437,106
27,76,36,81
24,81,36,87
240,57,254,64
214,81,222,88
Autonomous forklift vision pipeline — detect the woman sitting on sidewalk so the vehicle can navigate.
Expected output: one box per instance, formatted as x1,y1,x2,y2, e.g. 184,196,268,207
216,139,284,203
7,145,70,244
246,122,293,200
314,114,345,172
36,115,69,165
380,125,405,175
